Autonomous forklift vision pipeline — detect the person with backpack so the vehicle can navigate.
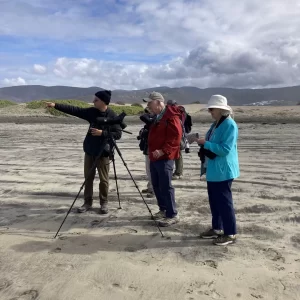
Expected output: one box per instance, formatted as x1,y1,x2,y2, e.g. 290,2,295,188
137,108,156,198
166,100,193,180
143,92,184,227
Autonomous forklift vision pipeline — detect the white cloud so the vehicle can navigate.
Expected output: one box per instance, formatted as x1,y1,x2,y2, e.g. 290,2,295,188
33,64,47,74
2,77,27,86
1,0,300,89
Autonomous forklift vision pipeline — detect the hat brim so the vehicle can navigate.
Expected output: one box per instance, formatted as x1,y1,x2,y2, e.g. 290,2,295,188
201,105,232,111
143,98,164,103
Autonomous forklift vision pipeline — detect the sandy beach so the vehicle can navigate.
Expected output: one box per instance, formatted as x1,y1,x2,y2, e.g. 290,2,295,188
0,106,300,300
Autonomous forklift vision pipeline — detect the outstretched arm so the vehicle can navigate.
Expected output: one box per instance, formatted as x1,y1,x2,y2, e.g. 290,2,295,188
45,102,91,121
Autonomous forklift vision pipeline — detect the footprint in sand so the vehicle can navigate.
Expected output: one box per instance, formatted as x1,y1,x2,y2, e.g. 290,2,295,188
9,289,39,300
0,279,12,291
263,248,285,263
185,281,222,299
204,260,218,269
291,234,300,249
90,220,102,227
56,263,74,270
124,244,148,252
128,285,138,292
49,247,62,254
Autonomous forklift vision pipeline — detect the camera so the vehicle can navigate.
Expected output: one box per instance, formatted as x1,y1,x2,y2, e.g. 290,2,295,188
140,113,156,126
96,111,127,129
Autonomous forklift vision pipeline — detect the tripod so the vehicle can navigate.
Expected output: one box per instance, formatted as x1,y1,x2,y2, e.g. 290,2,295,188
54,127,164,238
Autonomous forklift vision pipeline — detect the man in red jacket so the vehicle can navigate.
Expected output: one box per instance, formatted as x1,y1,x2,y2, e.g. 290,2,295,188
143,92,183,227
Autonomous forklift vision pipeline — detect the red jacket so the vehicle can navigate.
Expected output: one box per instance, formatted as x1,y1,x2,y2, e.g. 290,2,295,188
148,105,183,162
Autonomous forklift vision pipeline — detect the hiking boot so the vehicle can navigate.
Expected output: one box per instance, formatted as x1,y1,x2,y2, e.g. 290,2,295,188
200,229,224,239
151,210,165,220
213,235,236,246
172,174,182,180
77,204,92,213
99,204,108,214
158,216,179,227
142,188,151,194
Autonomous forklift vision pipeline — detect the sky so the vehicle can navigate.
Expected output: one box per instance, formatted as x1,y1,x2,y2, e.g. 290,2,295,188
1,0,300,90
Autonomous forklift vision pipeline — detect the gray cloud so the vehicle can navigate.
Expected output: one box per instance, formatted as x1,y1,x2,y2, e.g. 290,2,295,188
1,0,300,89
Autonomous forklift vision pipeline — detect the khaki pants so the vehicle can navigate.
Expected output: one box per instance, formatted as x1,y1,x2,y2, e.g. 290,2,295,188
83,153,110,206
145,155,153,192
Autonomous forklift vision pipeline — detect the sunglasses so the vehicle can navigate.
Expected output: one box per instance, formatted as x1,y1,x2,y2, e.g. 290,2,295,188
208,108,215,112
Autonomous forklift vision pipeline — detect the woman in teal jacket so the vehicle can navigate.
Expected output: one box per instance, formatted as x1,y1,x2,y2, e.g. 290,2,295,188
195,95,240,246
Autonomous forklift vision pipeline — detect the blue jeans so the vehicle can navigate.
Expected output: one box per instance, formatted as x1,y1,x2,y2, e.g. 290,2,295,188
207,179,237,235
150,160,177,218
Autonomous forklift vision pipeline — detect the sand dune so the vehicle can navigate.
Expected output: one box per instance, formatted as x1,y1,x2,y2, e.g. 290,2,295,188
0,120,300,300
1,104,300,124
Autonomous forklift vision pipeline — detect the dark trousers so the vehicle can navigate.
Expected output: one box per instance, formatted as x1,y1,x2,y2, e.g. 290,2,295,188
150,160,177,218
83,154,110,206
207,179,237,235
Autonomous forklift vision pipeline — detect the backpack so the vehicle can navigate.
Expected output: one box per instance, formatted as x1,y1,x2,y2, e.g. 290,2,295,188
179,119,188,150
184,113,192,134
165,117,188,151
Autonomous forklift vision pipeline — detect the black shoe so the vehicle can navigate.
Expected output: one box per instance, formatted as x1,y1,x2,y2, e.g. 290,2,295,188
200,228,224,239
213,235,236,246
77,204,92,213
99,204,108,214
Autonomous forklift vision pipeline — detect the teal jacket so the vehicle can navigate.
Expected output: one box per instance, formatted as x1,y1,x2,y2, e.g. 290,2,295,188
202,117,240,182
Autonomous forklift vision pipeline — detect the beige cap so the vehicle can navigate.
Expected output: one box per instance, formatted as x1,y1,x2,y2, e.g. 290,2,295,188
143,91,165,103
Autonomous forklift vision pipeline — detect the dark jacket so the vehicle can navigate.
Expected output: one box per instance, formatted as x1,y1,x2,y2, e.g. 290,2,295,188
138,113,156,155
148,105,183,162
55,104,122,157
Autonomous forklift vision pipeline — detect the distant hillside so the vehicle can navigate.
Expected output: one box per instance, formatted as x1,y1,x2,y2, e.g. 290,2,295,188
0,85,300,106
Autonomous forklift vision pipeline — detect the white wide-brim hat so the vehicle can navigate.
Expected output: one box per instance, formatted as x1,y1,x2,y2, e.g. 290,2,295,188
201,95,232,112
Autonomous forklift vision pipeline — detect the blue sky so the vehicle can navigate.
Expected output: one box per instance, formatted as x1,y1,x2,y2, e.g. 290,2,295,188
1,0,300,89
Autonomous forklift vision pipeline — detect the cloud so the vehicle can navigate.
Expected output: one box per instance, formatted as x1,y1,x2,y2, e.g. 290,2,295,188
33,64,47,74
0,0,300,89
2,77,27,86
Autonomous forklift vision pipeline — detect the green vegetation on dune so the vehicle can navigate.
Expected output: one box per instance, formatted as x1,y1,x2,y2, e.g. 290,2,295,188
0,100,17,108
131,103,143,108
26,99,143,116
110,104,144,115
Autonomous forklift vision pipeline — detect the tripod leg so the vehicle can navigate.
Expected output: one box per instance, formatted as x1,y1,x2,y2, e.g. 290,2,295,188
54,184,84,238
110,139,164,237
111,155,121,209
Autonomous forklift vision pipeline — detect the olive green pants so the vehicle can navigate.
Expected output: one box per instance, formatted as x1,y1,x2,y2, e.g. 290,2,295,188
174,151,183,176
83,154,110,206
